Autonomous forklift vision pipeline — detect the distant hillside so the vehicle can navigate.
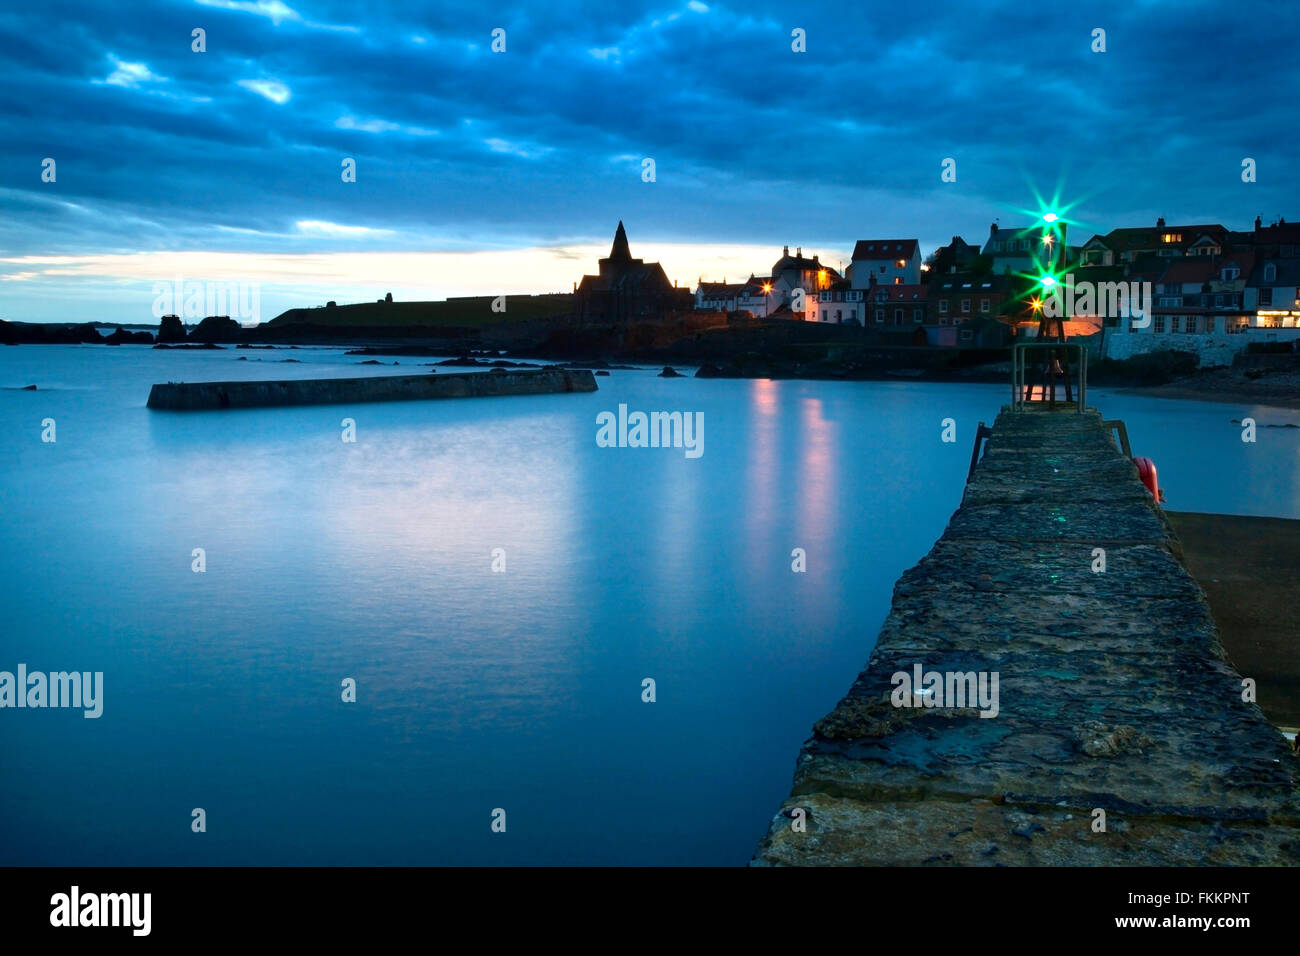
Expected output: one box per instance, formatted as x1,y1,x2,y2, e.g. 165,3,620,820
269,294,574,328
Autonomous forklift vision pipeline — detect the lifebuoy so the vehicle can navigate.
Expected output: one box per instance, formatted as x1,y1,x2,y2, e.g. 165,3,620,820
1133,456,1165,503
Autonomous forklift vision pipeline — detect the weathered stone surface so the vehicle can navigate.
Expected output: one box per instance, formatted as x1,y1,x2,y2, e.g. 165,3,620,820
752,406,1300,866
146,367,598,410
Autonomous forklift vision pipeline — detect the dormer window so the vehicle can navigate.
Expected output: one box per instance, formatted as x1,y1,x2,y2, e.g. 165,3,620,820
1264,263,1277,282
1221,266,1239,281
1161,233,1183,243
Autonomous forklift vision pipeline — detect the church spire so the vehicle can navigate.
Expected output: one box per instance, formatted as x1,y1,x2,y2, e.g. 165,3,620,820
609,220,631,261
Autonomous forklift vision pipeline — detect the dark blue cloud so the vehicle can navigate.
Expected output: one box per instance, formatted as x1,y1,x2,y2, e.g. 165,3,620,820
0,0,1296,266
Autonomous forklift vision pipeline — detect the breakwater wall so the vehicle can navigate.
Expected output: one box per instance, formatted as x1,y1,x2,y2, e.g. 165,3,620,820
753,406,1300,865
146,368,597,410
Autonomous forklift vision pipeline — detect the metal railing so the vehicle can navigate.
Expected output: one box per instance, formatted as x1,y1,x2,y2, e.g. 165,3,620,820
1011,342,1088,413
967,422,993,481
1102,419,1132,457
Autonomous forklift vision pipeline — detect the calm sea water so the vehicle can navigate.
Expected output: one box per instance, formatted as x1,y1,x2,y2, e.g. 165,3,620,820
1,345,1297,865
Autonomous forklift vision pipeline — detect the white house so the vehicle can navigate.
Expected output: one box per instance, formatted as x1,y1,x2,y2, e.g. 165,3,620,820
1244,258,1300,330
849,239,921,288
695,275,786,318
694,280,744,312
806,281,866,324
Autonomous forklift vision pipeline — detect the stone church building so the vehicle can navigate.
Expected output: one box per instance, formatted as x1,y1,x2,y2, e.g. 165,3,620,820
574,222,691,322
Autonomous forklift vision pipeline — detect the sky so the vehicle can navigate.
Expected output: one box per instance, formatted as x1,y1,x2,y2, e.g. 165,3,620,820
1,0,1297,324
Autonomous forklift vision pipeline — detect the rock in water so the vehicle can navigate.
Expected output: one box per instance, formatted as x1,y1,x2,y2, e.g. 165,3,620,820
105,327,154,345
157,314,186,343
659,366,682,378
190,315,242,344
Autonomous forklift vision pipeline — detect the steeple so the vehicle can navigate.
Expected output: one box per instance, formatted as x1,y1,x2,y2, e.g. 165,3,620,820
609,220,632,261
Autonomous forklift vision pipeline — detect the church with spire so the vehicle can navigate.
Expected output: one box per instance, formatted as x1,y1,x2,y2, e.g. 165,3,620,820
573,221,690,322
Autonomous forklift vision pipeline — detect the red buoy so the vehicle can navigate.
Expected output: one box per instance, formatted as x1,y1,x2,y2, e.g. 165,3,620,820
1133,456,1165,503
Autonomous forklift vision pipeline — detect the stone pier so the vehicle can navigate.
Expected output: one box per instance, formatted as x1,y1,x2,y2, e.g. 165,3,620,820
753,406,1300,865
146,367,597,410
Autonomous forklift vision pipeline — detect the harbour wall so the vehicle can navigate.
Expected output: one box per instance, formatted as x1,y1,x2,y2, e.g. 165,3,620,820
146,368,597,410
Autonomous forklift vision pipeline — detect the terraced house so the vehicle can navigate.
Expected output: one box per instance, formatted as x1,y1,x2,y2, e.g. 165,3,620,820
1100,217,1300,363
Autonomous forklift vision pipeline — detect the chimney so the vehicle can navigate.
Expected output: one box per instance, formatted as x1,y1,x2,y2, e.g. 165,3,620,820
783,245,789,256
990,222,998,235
1157,217,1166,228
1255,216,1262,230
796,247,802,257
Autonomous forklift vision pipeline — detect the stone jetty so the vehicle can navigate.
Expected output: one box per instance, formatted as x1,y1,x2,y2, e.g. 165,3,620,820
753,406,1300,865
146,367,597,410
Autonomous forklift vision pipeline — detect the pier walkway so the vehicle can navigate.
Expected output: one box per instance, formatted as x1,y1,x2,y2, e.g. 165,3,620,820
753,405,1300,865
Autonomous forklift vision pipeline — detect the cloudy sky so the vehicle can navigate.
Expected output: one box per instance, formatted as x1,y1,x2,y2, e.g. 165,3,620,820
1,0,1296,324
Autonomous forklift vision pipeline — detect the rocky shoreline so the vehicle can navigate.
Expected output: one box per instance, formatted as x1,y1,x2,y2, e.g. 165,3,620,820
7,316,1300,407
